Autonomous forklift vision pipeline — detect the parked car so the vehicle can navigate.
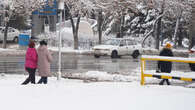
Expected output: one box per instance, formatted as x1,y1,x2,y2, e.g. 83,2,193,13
92,38,141,59
189,46,195,71
0,27,20,43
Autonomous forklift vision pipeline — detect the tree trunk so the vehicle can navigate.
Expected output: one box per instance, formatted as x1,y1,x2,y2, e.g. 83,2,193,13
155,0,164,50
155,18,161,50
178,27,183,47
98,10,103,44
73,32,79,50
189,23,195,49
3,22,9,49
120,15,125,38
173,17,180,48
74,16,80,50
189,3,195,50
70,15,80,50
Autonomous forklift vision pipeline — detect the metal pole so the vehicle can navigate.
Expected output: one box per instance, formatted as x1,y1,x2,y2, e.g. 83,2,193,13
58,10,62,80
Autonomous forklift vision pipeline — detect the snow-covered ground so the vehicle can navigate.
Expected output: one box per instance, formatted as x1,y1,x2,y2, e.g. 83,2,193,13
0,74,195,110
0,45,26,56
0,48,15,52
48,46,93,54
0,18,194,110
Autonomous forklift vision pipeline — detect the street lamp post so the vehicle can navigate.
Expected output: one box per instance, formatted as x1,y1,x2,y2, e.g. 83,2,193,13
57,0,64,80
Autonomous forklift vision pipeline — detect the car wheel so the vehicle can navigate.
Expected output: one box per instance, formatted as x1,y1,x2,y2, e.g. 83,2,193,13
111,50,119,58
13,37,18,43
189,63,195,71
132,50,140,59
94,54,100,58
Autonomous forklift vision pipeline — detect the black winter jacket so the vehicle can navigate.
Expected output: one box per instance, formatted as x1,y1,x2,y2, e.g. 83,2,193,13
157,48,174,73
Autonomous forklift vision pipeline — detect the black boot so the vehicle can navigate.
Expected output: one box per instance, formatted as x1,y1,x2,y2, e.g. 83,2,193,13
38,77,48,84
166,79,171,85
159,79,165,85
29,73,35,84
23,68,36,85
43,77,48,84
22,78,30,85
38,77,44,84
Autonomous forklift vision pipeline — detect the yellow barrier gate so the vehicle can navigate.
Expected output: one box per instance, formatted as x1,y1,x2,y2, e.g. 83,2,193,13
141,55,195,85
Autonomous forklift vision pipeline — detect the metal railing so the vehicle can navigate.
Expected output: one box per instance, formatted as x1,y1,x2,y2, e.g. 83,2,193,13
141,55,195,85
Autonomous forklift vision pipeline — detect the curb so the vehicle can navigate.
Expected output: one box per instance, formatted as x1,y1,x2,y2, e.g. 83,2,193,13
0,48,188,57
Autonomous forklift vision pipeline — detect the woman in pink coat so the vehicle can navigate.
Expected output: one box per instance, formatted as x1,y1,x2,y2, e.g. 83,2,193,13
37,40,52,84
22,40,38,85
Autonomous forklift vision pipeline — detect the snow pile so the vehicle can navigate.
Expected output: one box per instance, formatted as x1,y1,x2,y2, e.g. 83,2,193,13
0,47,25,56
186,83,195,88
84,71,134,82
63,71,139,82
0,48,14,52
48,46,93,55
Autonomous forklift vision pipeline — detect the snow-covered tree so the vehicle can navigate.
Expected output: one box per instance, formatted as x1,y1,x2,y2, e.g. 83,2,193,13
65,0,95,49
93,0,140,43
152,0,192,48
0,0,45,48
95,0,193,49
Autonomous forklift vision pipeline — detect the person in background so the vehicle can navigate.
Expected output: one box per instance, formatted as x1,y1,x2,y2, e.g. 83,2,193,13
157,43,174,85
37,40,52,84
22,40,38,85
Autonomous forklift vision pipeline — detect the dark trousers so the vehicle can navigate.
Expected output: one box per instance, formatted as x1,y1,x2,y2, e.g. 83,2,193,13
38,77,48,84
22,68,36,85
159,79,170,85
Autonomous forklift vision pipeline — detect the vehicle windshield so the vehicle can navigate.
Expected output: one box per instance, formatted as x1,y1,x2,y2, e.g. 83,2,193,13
105,39,120,46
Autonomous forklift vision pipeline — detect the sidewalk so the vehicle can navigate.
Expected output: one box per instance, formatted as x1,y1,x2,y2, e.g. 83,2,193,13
0,74,195,110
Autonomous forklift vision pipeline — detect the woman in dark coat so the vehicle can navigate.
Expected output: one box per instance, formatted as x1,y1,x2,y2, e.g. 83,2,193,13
157,43,173,85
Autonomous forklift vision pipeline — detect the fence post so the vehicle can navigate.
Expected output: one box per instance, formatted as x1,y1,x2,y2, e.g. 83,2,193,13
141,58,145,85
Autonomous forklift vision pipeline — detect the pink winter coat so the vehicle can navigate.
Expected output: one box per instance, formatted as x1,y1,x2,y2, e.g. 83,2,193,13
37,45,52,77
25,48,38,69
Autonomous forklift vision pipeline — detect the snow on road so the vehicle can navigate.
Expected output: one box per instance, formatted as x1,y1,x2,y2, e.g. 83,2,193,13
0,74,195,110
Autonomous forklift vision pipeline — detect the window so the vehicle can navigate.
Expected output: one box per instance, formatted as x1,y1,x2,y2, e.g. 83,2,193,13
127,39,136,45
120,40,127,46
105,39,120,46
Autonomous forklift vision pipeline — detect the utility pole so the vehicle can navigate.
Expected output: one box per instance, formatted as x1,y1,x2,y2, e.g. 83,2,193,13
57,0,64,80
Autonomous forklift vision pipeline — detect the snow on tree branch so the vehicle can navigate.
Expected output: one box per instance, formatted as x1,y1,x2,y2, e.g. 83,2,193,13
65,0,95,17
0,0,45,22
